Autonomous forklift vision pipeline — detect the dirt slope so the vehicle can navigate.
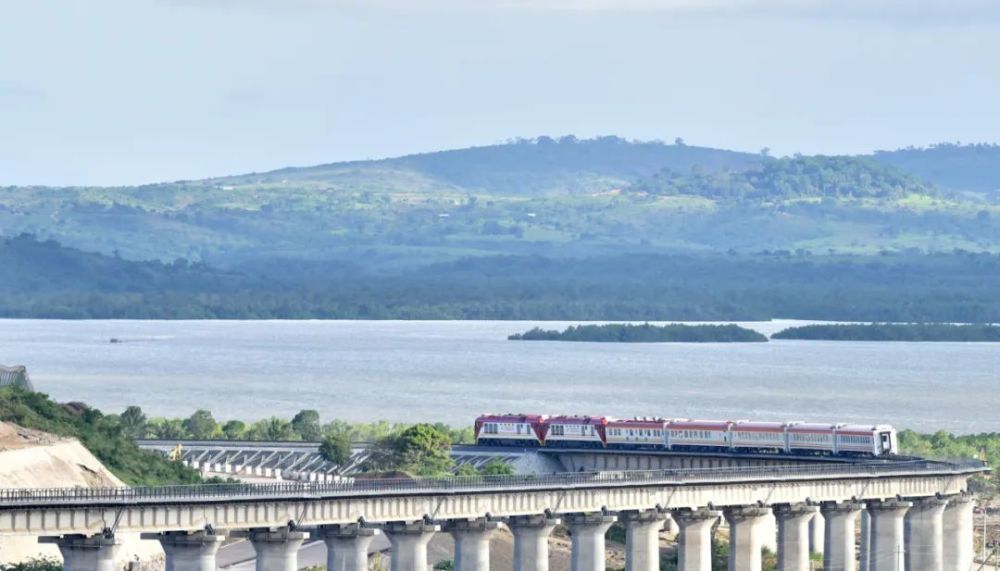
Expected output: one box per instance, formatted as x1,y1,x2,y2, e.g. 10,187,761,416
0,421,164,566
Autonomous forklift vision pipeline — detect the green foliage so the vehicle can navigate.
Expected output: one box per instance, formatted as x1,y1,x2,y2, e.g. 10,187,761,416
222,420,247,439
632,156,933,202
365,423,455,476
0,387,201,486
246,417,296,441
772,323,1000,341
118,405,147,439
319,432,353,467
510,323,768,343
899,430,1000,494
478,458,514,476
0,557,61,571
291,409,322,441
182,409,218,439
432,561,454,571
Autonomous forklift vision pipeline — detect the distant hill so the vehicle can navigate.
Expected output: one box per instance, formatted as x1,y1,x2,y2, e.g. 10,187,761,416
221,136,765,196
0,234,253,294
0,138,997,266
872,143,1000,195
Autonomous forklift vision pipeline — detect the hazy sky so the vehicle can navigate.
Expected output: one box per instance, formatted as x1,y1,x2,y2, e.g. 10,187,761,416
2,0,999,186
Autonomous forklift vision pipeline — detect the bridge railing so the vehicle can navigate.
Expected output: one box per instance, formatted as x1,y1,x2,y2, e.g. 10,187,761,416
0,459,986,507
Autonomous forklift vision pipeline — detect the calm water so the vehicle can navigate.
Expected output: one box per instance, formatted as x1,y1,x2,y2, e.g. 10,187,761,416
1,319,998,433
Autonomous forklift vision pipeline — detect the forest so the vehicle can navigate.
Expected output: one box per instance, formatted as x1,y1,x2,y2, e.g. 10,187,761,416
772,323,1000,341
3,235,999,321
509,323,767,342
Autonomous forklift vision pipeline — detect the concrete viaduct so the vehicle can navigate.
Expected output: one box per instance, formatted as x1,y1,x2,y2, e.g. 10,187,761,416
0,460,986,571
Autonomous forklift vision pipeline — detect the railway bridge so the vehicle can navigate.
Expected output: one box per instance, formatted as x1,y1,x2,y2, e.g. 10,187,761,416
0,459,986,571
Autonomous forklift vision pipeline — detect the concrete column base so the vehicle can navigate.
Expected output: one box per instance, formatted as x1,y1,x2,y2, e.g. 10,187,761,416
231,527,308,571
774,503,818,571
564,512,617,571
619,510,667,571
867,499,911,571
507,514,560,571
724,505,771,571
943,493,975,571
821,501,864,571
382,521,440,571
141,530,225,571
904,497,947,571
39,534,121,571
317,524,381,571
673,508,721,571
445,518,501,571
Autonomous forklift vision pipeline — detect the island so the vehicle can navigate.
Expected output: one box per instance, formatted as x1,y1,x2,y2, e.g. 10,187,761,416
771,323,1000,341
508,323,768,343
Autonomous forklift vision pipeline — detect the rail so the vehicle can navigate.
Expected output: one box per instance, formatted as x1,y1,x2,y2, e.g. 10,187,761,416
0,459,986,508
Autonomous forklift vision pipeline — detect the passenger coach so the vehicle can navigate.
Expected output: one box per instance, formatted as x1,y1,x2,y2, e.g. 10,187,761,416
474,413,898,457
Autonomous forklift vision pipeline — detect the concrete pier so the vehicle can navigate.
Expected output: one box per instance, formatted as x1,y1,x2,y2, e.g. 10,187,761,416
724,505,771,571
859,510,871,571
867,499,911,571
508,515,561,571
446,519,501,571
774,503,818,571
942,493,975,571
673,508,721,571
317,524,381,571
383,521,440,571
39,534,121,571
564,513,616,571
904,497,947,571
232,527,308,571
142,530,224,571
808,512,824,556
619,510,667,571
821,501,863,571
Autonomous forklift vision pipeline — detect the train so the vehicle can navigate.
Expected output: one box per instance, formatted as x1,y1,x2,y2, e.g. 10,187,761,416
474,413,898,457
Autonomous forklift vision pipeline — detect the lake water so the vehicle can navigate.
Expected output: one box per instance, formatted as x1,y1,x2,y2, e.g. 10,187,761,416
1,319,998,433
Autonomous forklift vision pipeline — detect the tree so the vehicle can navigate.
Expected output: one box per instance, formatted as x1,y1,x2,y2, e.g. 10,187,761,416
394,424,455,476
247,417,295,441
149,418,188,440
319,432,353,467
478,458,514,476
221,420,246,440
182,410,218,439
119,405,147,439
291,409,322,441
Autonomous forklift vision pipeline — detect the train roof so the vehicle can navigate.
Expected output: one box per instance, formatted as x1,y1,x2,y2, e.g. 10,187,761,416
731,421,785,431
836,424,890,434
547,415,609,425
668,419,730,429
786,423,837,433
608,418,668,428
476,413,546,422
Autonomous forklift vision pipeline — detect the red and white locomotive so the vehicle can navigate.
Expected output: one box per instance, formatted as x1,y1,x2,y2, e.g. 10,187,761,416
474,413,898,457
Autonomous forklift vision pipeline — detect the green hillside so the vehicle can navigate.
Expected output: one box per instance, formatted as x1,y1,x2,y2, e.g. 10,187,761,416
0,138,997,269
873,143,1000,195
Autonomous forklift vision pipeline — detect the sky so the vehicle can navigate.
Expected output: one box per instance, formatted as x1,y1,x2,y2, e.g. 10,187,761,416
2,0,1000,186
